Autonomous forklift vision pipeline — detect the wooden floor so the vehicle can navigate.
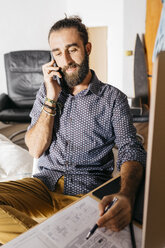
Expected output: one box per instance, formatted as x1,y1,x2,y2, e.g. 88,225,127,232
0,122,30,150
134,122,148,151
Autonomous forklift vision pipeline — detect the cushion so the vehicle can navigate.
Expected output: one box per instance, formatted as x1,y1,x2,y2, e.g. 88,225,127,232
0,134,33,181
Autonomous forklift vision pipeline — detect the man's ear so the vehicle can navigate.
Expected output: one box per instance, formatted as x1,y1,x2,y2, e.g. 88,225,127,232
85,42,92,55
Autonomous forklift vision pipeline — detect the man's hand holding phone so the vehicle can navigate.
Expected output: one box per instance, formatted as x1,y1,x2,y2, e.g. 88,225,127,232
42,59,62,101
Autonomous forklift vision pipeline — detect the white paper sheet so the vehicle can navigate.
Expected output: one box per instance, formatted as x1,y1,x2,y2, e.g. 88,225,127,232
3,196,142,248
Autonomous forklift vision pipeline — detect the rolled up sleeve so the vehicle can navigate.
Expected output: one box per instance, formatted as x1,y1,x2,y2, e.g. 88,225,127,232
112,91,146,170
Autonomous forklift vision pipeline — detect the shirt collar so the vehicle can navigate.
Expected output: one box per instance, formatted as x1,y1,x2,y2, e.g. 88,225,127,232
87,70,104,97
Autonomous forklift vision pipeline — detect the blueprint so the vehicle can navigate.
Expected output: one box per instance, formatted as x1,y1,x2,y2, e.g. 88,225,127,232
3,196,142,248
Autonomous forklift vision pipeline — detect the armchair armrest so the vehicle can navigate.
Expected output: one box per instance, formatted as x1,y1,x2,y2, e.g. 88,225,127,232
0,93,13,111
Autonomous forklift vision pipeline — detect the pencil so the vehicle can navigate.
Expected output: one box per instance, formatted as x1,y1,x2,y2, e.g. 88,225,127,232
86,197,118,240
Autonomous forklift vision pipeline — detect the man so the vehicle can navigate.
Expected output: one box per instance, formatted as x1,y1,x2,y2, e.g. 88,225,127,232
0,16,146,244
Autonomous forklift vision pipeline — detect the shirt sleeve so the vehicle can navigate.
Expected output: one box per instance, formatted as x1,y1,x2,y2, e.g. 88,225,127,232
27,82,46,130
111,90,146,170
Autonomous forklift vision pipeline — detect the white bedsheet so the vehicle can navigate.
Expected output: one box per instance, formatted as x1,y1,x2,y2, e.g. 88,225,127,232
0,134,33,181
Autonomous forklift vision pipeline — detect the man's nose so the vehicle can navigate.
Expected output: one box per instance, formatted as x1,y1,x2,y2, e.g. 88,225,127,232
63,51,74,66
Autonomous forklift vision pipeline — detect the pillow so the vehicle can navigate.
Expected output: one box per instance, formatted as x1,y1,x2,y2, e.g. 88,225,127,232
0,134,33,181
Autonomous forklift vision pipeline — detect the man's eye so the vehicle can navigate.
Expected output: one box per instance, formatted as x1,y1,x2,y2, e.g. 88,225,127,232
55,52,62,56
69,48,77,53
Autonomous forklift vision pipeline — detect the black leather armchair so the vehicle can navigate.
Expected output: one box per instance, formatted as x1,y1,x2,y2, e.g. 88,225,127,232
0,50,51,139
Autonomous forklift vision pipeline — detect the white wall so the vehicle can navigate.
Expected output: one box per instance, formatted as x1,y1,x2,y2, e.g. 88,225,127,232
0,0,67,94
0,0,146,97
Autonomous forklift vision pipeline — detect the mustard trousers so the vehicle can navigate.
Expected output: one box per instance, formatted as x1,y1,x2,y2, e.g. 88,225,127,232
0,176,82,244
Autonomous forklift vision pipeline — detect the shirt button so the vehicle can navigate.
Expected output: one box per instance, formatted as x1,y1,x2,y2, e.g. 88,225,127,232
66,140,70,146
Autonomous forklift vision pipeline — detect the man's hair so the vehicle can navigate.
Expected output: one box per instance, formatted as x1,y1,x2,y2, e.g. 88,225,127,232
48,16,89,45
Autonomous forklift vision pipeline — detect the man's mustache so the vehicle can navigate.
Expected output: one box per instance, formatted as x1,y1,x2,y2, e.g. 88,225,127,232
62,63,80,72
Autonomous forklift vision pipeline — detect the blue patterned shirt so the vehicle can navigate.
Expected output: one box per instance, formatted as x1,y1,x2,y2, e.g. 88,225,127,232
28,71,146,195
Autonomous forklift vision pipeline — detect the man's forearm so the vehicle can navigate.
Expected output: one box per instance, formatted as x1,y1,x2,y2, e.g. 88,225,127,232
25,110,55,158
97,160,144,231
119,160,144,206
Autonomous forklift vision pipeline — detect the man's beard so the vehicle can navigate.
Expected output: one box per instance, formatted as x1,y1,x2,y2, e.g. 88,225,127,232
61,51,89,88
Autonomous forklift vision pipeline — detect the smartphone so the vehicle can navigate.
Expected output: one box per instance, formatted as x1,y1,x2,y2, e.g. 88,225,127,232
51,53,68,91
53,60,62,86
50,53,61,85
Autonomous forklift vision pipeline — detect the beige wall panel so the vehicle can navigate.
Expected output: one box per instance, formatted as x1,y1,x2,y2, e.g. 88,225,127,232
88,26,107,83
